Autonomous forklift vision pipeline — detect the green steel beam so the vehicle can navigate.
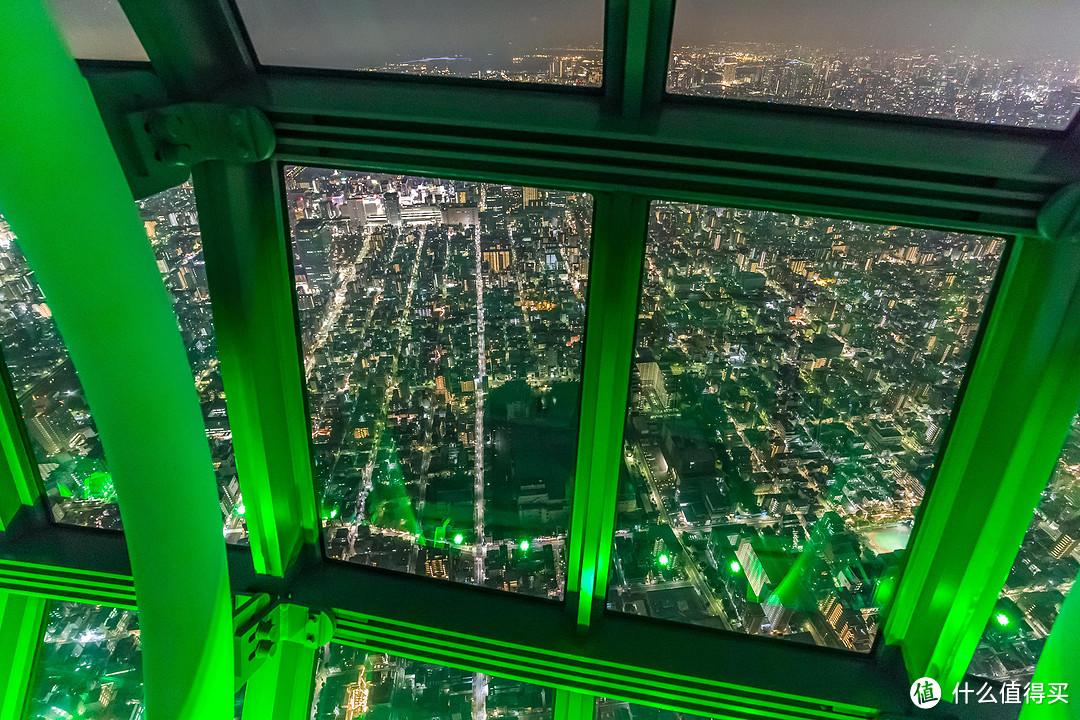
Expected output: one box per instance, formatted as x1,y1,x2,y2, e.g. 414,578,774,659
241,640,318,720
79,66,193,201
0,358,40,531
1021,576,1079,720
115,0,253,100
554,690,597,720
568,195,649,628
885,230,1080,690
616,0,674,119
192,160,319,578
0,591,48,720
0,2,234,718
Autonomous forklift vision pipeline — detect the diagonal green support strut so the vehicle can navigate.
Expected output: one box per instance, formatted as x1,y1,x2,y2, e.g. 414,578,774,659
0,1,234,718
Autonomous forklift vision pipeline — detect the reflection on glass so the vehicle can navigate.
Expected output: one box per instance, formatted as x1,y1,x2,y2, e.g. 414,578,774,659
0,216,118,528
668,0,1080,129
0,186,245,540
607,202,1003,652
233,0,603,86
26,600,246,719
286,167,592,599
313,643,553,719
45,0,149,62
968,412,1080,684
27,601,144,719
597,698,714,720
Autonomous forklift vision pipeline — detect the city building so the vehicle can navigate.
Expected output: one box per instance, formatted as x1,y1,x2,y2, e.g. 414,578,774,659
0,1,1078,720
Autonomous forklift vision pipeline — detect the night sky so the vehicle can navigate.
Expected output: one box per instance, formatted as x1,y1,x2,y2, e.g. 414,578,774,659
50,0,1080,66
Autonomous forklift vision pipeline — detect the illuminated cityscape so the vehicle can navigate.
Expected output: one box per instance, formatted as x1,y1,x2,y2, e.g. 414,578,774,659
0,185,246,539
313,644,552,720
25,601,245,720
606,202,1003,653
27,602,145,720
286,167,591,599
668,44,1080,129
968,413,1080,683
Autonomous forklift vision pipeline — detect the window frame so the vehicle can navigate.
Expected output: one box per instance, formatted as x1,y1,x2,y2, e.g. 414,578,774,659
1,1,1079,719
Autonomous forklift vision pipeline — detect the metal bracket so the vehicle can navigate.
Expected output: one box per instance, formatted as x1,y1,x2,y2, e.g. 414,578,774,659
1038,183,1080,242
233,594,334,692
128,102,275,168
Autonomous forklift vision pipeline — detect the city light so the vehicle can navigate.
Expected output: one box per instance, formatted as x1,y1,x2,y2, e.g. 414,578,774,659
996,613,1010,627
236,504,245,516
730,560,740,573
454,533,464,544
658,554,670,566
520,540,530,552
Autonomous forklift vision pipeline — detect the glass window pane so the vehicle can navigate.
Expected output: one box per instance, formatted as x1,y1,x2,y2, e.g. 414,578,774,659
313,643,554,719
28,600,246,719
668,0,1080,130
286,167,593,599
607,202,1003,652
28,601,144,719
45,0,149,62
137,182,248,544
233,0,604,87
967,412,1080,684
597,698,714,720
0,185,245,541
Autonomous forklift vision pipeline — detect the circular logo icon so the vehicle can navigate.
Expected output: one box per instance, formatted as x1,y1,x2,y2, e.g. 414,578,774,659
910,677,942,709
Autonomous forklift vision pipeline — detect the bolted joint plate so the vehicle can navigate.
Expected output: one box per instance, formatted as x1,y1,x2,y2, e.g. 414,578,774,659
1038,183,1080,242
128,102,275,168
233,594,335,691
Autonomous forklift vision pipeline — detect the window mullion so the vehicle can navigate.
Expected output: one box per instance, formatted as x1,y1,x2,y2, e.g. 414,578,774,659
240,634,320,720
554,689,598,720
192,160,320,578
0,358,41,530
568,194,649,631
0,591,48,720
885,227,1080,689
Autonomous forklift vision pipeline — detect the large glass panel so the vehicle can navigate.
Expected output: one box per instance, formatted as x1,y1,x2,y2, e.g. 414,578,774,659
45,0,149,62
28,601,144,720
313,643,553,719
597,698,714,720
233,0,604,87
286,167,592,599
0,184,245,540
607,202,1003,651
137,183,247,543
28,600,245,719
668,0,1080,130
967,412,1080,684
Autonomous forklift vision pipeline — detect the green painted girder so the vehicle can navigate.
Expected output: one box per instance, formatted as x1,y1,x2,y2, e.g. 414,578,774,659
0,2,234,718
193,160,319,578
0,591,48,720
554,689,597,720
885,232,1080,690
567,194,649,628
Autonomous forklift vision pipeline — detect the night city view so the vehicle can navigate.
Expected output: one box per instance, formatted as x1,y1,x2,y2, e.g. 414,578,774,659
668,0,1080,128
312,644,552,720
25,601,245,720
968,412,1080,683
220,0,1080,125
286,167,592,598
605,202,1002,653
0,185,246,540
230,0,604,85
